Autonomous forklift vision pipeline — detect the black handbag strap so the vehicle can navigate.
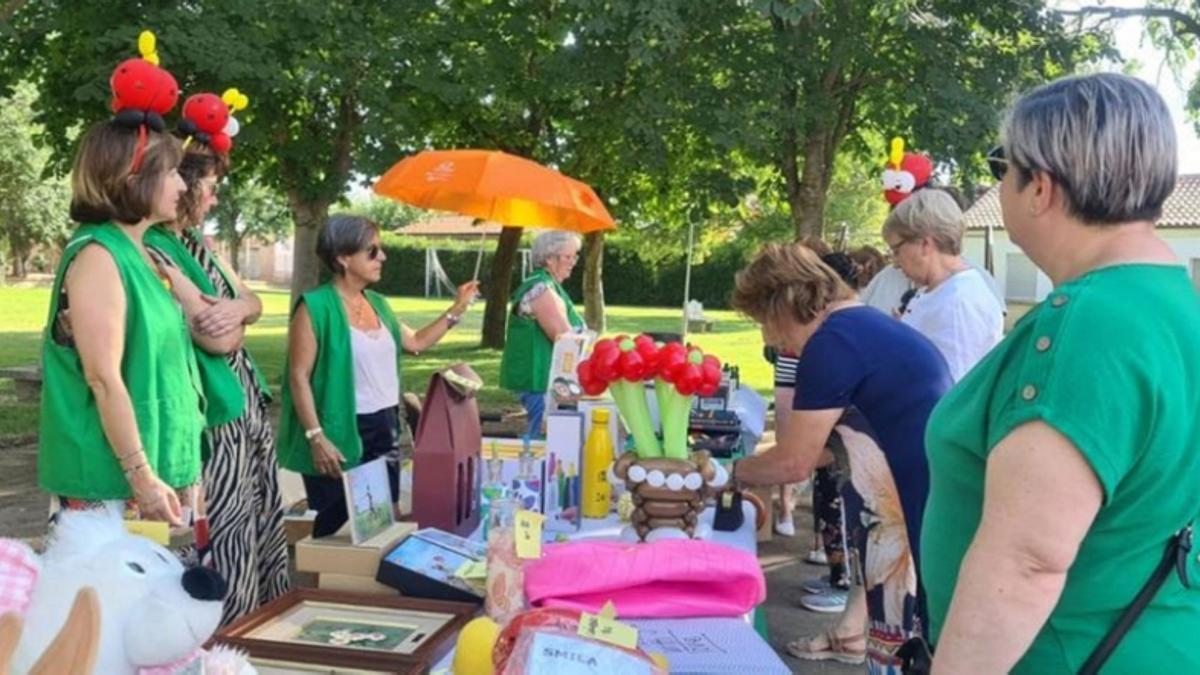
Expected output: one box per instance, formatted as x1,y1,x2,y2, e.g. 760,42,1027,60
1078,523,1193,675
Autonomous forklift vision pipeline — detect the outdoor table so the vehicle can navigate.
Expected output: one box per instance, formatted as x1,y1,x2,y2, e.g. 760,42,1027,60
431,500,781,673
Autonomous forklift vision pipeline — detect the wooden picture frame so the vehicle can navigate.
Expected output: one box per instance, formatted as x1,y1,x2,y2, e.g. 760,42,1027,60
213,589,477,674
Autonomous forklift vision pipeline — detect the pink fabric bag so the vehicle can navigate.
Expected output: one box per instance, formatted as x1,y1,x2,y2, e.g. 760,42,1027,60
522,539,765,618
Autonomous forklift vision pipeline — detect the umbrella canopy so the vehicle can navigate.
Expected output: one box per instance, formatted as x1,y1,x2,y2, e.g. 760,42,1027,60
373,149,616,233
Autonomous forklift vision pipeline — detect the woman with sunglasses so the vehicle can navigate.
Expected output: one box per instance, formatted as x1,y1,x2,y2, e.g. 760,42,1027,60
923,73,1200,673
499,230,585,439
278,215,479,537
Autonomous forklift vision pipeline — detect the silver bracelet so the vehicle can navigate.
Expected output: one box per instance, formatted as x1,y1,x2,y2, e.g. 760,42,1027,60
445,311,461,328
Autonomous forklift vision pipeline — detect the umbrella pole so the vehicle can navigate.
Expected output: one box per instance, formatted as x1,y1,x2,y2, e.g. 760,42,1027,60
472,229,487,282
681,217,695,338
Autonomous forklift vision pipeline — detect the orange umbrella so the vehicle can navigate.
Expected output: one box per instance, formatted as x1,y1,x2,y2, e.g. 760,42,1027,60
373,149,616,233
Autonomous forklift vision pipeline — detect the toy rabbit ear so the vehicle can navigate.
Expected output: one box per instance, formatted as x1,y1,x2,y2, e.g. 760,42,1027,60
28,587,101,675
0,611,24,674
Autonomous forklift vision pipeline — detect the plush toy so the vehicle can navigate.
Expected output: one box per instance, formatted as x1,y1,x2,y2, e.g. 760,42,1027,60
881,137,934,205
0,511,254,675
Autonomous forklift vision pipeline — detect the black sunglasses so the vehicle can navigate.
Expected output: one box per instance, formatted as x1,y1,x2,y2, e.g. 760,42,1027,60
987,145,1009,182
365,244,382,260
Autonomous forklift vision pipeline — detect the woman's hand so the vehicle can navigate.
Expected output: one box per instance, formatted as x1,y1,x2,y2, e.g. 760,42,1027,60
453,280,481,313
128,466,184,526
310,435,347,477
192,295,246,337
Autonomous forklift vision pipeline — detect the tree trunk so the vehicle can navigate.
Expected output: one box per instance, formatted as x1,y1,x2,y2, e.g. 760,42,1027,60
9,242,25,279
228,235,243,274
582,231,605,333
481,226,524,349
790,131,835,241
287,194,329,304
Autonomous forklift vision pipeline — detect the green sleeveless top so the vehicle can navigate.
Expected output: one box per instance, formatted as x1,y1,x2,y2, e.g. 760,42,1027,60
499,268,585,393
39,223,204,499
277,283,404,476
144,225,269,429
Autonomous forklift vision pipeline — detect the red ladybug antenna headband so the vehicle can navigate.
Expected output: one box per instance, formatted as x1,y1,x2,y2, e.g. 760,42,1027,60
178,88,248,155
109,30,180,174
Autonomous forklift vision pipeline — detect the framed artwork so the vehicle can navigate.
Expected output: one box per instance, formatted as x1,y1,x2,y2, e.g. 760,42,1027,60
248,657,389,674
342,457,395,544
214,589,477,674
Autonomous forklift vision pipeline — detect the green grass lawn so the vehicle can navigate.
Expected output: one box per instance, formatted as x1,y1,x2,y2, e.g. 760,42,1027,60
0,286,772,441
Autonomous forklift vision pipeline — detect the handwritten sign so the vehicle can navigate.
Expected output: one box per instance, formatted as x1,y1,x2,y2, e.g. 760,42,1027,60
454,560,488,580
516,510,545,559
578,611,639,650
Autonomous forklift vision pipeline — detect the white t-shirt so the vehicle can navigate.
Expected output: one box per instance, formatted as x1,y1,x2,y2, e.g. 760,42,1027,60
900,268,1004,382
351,326,400,414
860,265,912,315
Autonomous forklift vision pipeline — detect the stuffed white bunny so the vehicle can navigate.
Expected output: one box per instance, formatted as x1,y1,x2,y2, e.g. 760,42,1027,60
0,510,254,674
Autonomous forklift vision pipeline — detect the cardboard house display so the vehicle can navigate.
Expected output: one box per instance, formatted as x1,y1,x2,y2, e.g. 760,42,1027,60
412,363,483,536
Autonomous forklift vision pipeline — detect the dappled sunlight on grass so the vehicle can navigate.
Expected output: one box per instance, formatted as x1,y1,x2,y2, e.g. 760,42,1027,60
0,286,771,435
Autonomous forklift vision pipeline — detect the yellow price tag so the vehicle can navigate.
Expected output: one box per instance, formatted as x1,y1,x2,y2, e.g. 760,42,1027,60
577,611,639,650
515,510,545,559
454,560,488,580
124,520,170,546
599,600,617,619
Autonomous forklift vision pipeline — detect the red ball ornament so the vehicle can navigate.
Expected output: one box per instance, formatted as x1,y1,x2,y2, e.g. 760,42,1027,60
182,93,229,135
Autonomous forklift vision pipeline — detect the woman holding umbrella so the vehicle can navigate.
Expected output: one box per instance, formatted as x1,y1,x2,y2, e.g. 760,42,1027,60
499,231,586,438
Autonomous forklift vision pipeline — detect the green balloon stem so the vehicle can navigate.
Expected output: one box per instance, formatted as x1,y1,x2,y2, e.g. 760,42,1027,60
609,379,661,458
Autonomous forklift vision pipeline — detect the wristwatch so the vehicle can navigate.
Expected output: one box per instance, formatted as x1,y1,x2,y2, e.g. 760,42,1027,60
304,426,323,441
445,311,462,328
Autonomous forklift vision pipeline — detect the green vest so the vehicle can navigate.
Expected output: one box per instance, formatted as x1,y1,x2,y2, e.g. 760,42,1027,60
499,268,585,393
277,283,404,475
39,223,204,499
144,225,269,429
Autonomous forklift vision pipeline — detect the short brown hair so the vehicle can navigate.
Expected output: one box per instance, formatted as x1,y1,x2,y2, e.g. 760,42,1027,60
732,243,855,325
849,245,886,288
69,120,184,224
176,144,230,228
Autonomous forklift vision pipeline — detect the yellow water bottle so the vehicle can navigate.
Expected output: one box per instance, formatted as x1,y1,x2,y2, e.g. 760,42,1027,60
582,408,614,519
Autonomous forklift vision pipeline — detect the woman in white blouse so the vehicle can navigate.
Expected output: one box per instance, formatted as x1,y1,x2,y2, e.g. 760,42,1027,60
882,189,1004,382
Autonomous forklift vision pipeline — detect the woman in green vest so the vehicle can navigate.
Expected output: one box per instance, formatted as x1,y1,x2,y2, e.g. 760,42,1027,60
144,124,289,626
498,231,586,438
41,110,221,527
278,215,478,537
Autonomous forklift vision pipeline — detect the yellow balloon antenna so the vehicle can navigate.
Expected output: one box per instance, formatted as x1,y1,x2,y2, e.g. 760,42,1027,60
889,137,905,168
137,30,159,66
222,88,249,112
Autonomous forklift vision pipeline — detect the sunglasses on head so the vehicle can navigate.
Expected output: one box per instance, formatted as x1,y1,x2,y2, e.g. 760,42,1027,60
987,145,1009,182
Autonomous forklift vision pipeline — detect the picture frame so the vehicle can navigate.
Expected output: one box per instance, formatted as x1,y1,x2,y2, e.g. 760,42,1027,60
375,533,485,603
214,589,477,674
342,457,396,544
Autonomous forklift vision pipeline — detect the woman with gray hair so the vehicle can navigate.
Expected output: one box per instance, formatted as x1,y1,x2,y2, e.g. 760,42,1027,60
499,230,585,438
921,73,1200,673
278,215,479,537
882,188,1004,382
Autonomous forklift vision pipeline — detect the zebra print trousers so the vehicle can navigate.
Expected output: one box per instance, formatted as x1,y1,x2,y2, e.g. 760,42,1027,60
202,391,291,627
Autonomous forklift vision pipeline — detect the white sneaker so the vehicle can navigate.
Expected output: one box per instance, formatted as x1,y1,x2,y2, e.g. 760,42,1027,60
799,588,848,613
804,548,828,565
774,516,796,537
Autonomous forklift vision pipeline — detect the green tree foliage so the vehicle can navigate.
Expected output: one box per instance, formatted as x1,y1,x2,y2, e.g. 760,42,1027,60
0,81,69,278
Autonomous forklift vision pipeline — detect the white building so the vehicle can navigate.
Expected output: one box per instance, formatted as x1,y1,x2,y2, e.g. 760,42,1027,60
963,176,1200,312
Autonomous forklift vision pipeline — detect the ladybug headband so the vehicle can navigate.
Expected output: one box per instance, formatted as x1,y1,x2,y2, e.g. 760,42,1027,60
880,137,934,206
178,88,248,155
109,31,180,175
